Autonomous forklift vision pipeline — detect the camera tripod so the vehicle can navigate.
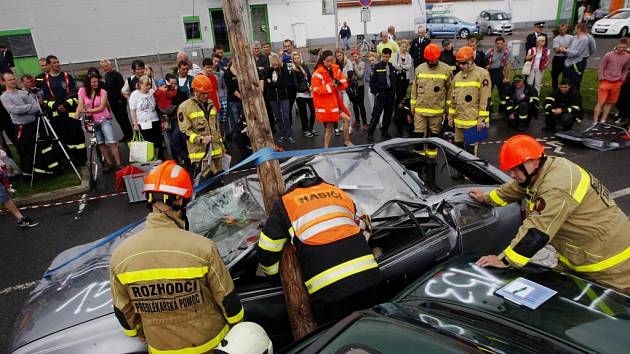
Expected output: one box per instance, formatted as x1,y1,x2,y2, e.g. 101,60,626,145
30,112,81,187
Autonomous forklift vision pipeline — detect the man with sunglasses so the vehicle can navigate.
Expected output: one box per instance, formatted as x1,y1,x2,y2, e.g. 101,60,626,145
470,135,630,295
447,46,491,153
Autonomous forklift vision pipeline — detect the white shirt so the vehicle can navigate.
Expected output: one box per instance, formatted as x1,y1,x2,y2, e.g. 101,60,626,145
532,52,543,71
128,89,159,129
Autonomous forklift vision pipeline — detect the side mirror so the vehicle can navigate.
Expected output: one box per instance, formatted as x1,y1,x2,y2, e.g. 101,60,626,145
453,21,458,25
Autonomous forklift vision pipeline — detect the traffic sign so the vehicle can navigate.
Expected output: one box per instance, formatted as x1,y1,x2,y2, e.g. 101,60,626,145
359,0,372,7
361,7,371,22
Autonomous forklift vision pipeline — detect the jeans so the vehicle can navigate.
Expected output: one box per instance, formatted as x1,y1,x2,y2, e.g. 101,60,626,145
228,100,243,135
342,36,350,50
564,59,586,92
16,120,36,174
95,119,116,144
271,99,293,139
296,97,315,132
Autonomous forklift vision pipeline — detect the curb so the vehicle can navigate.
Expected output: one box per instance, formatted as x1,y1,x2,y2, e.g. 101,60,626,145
13,167,90,208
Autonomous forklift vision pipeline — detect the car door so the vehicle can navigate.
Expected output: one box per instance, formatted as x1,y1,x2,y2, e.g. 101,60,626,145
427,17,441,36
444,17,457,36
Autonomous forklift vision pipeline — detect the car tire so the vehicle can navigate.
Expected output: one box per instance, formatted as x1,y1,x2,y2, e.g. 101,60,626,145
459,29,470,39
620,27,629,38
487,27,493,36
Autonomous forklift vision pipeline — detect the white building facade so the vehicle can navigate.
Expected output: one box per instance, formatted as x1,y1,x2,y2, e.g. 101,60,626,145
0,0,576,74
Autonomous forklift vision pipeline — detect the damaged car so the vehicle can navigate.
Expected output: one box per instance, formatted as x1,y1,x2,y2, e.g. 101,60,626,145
9,138,523,353
555,122,630,151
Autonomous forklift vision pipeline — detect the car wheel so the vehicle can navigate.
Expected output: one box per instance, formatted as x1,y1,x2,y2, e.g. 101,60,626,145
620,27,629,37
487,27,493,36
459,29,470,39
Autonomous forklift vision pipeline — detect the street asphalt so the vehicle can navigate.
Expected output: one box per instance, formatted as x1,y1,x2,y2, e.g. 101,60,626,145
1,34,629,353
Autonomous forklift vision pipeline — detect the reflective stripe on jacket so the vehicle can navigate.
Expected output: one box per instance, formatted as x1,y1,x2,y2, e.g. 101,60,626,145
411,61,452,117
256,178,381,300
110,212,244,353
177,97,224,173
311,64,349,123
447,64,491,128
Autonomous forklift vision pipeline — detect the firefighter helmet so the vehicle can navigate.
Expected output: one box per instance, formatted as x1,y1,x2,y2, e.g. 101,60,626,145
191,75,215,94
144,160,193,199
499,135,545,171
214,322,273,354
455,46,475,62
424,43,441,61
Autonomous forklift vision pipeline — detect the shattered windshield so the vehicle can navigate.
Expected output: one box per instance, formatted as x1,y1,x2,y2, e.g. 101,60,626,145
187,179,266,266
187,148,417,266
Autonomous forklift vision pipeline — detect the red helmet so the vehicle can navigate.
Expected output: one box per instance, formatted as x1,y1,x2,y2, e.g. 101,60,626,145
455,46,475,62
499,135,545,171
424,43,441,61
191,75,215,94
144,160,193,199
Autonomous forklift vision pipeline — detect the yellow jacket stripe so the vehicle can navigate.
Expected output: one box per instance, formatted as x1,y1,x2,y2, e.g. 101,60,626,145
488,189,508,206
415,107,444,114
572,166,590,203
189,133,198,144
123,323,142,337
504,246,530,267
558,245,630,272
148,324,229,354
417,73,449,80
479,110,490,117
455,81,481,88
189,111,205,120
261,261,279,275
305,254,378,294
453,118,477,127
117,266,209,284
225,307,245,324
258,232,287,252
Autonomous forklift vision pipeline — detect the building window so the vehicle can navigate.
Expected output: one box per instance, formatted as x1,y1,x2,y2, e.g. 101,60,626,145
183,16,202,42
0,29,36,57
322,0,334,15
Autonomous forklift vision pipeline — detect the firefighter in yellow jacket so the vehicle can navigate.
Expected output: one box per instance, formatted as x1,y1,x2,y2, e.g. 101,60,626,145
447,46,491,153
256,168,382,324
410,43,453,158
109,161,245,353
471,135,630,295
177,75,225,177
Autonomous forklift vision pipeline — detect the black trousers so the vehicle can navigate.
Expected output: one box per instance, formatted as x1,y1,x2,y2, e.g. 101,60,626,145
49,113,87,166
288,88,297,124
369,91,395,137
564,59,586,92
311,285,379,325
16,121,37,174
545,111,575,131
551,56,566,90
489,68,507,112
263,92,275,132
351,86,367,125
110,100,133,140
296,97,315,132
507,101,536,130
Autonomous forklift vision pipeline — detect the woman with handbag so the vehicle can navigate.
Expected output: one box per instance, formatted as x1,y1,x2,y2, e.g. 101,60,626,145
129,75,165,160
524,36,551,96
77,73,122,170
312,50,352,148
292,52,318,138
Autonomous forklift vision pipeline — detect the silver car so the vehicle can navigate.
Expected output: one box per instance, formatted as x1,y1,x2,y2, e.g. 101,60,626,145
476,10,513,36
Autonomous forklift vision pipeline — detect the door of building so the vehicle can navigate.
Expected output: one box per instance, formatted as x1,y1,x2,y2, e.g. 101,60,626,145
250,5,270,44
209,8,231,53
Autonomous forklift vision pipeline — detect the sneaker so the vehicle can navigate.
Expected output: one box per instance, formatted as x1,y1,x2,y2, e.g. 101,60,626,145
303,131,314,137
344,142,354,147
18,217,39,228
288,137,296,144
310,130,320,136
334,128,341,136
276,137,285,143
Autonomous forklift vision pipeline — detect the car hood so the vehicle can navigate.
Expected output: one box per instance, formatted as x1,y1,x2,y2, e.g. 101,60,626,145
9,222,145,352
395,257,630,353
595,19,623,26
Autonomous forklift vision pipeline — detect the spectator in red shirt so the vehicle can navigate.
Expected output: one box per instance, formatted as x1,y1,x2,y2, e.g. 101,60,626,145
594,38,630,125
201,57,221,111
154,73,178,117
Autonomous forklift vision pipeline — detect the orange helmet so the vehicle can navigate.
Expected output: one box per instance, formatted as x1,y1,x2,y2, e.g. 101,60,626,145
424,43,441,61
499,135,545,171
191,75,215,94
144,160,193,199
455,46,475,62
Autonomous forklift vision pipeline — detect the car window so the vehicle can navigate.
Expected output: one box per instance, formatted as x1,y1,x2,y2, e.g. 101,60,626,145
187,178,267,266
607,10,630,19
445,17,456,24
431,17,442,24
490,12,511,20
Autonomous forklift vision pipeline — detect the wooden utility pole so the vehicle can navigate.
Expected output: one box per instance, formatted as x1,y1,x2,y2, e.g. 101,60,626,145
221,0,318,340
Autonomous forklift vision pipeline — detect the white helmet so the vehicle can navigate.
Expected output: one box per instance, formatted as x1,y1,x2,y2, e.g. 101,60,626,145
214,322,273,354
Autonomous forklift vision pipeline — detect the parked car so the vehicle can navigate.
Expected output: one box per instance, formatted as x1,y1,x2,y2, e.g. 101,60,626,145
426,16,479,39
592,8,630,37
9,138,523,353
476,10,513,36
281,257,630,354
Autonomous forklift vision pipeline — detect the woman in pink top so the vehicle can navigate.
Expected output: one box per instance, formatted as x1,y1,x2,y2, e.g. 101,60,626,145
77,73,122,170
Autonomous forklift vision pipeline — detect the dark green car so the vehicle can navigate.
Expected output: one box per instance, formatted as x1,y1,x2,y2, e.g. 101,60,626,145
282,257,630,354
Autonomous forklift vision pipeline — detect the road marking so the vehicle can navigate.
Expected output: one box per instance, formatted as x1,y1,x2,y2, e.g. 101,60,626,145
15,191,128,212
545,140,565,155
76,193,88,219
0,280,38,296
612,187,630,200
